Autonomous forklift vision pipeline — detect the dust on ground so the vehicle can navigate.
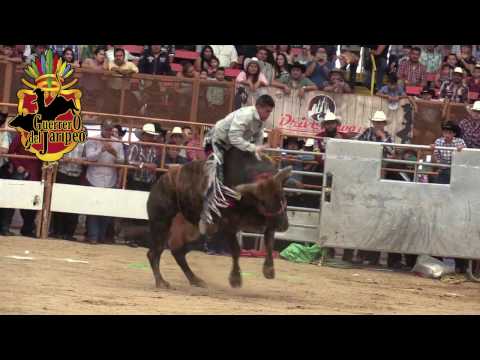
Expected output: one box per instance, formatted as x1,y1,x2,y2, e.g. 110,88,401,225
1,236,479,314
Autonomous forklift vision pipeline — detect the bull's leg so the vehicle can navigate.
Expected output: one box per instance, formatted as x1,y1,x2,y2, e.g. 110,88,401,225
171,246,207,288
262,227,275,279
225,229,242,288
147,219,171,289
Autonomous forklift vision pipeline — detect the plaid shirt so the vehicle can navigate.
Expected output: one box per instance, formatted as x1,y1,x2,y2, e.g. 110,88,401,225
434,137,466,164
357,127,393,143
440,81,469,103
397,60,426,86
127,143,160,184
459,117,480,148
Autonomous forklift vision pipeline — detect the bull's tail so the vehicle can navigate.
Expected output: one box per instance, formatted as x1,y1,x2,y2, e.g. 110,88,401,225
201,157,241,225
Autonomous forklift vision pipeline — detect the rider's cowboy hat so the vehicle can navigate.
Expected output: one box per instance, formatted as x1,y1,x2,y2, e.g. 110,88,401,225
371,110,388,123
134,123,159,138
321,111,342,126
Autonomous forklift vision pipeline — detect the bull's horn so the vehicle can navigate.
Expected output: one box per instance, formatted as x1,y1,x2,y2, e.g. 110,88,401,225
274,166,292,183
235,183,258,196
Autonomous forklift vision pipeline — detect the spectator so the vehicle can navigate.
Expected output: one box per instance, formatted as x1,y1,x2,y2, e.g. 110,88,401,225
275,45,293,64
84,121,125,244
208,56,220,78
138,45,173,75
25,45,48,64
108,48,139,76
420,88,436,101
8,133,42,238
459,100,480,149
323,69,353,94
170,126,187,158
182,126,193,144
235,57,269,101
51,45,80,62
199,69,208,80
209,45,238,68
206,67,228,119
0,113,14,236
79,45,98,63
420,45,442,74
61,47,80,67
355,110,394,265
271,62,317,97
281,137,304,188
435,64,453,89
305,46,332,90
457,45,476,76
164,140,188,166
467,63,480,94
0,45,22,63
82,47,108,70
194,46,215,73
295,45,314,66
397,46,427,88
364,45,389,91
339,45,361,88
175,62,197,117
439,67,469,104
255,46,275,83
444,53,459,77
50,142,85,241
274,53,290,82
185,127,206,162
376,75,407,111
105,45,138,63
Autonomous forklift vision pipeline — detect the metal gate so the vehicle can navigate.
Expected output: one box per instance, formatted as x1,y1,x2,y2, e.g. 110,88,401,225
318,139,480,260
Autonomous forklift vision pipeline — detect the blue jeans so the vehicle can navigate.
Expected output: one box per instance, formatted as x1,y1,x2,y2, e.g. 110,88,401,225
86,215,112,242
364,57,388,91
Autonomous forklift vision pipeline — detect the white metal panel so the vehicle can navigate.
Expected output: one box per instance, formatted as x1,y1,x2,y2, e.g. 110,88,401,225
0,179,44,210
51,184,149,219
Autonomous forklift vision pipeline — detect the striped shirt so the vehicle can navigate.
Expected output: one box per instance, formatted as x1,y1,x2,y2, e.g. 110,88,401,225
397,60,426,86
434,137,466,164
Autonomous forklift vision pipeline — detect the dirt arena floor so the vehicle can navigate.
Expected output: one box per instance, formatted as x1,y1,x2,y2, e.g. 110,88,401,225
1,236,479,314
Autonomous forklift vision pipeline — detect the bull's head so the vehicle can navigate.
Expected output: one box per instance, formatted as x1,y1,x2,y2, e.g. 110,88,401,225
235,166,292,232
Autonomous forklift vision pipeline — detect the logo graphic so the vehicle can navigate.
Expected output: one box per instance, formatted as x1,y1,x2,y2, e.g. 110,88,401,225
8,49,86,162
307,94,336,122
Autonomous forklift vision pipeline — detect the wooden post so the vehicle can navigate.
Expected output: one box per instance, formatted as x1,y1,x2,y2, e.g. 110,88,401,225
189,78,200,123
40,162,55,239
2,62,14,114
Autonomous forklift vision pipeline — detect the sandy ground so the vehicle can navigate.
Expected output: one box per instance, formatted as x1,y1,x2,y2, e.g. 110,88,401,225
1,236,479,315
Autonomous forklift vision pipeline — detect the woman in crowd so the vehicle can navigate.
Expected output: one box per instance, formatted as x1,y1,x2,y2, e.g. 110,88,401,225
275,45,293,64
62,47,80,67
274,53,290,82
235,57,269,97
194,45,215,73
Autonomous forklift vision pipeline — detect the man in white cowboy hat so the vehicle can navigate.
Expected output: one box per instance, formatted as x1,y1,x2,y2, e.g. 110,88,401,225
439,67,469,104
458,100,480,149
170,126,187,158
356,110,393,143
126,123,162,247
355,110,394,266
316,112,348,141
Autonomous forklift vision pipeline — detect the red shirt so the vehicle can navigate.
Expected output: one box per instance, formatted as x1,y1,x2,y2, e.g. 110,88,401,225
8,134,42,181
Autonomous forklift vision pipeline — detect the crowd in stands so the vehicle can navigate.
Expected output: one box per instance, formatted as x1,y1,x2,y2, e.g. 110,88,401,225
1,44,479,270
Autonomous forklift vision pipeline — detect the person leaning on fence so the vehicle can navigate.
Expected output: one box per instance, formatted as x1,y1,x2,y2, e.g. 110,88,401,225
0,112,15,236
322,69,352,94
430,121,465,184
458,100,480,149
271,62,318,97
439,67,469,104
50,142,86,241
354,110,394,266
84,121,125,244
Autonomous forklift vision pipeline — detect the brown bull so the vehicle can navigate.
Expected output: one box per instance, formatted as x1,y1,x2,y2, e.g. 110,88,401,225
146,148,291,289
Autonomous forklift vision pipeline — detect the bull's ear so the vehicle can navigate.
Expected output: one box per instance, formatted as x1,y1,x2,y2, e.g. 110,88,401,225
274,166,292,184
235,183,258,197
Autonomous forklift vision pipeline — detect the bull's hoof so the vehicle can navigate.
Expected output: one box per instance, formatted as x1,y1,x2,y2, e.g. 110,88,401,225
229,273,243,288
263,265,275,279
155,280,171,289
190,277,208,288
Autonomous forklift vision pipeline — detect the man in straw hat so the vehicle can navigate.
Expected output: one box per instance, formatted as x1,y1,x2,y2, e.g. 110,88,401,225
357,110,393,143
439,67,469,104
459,100,480,149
